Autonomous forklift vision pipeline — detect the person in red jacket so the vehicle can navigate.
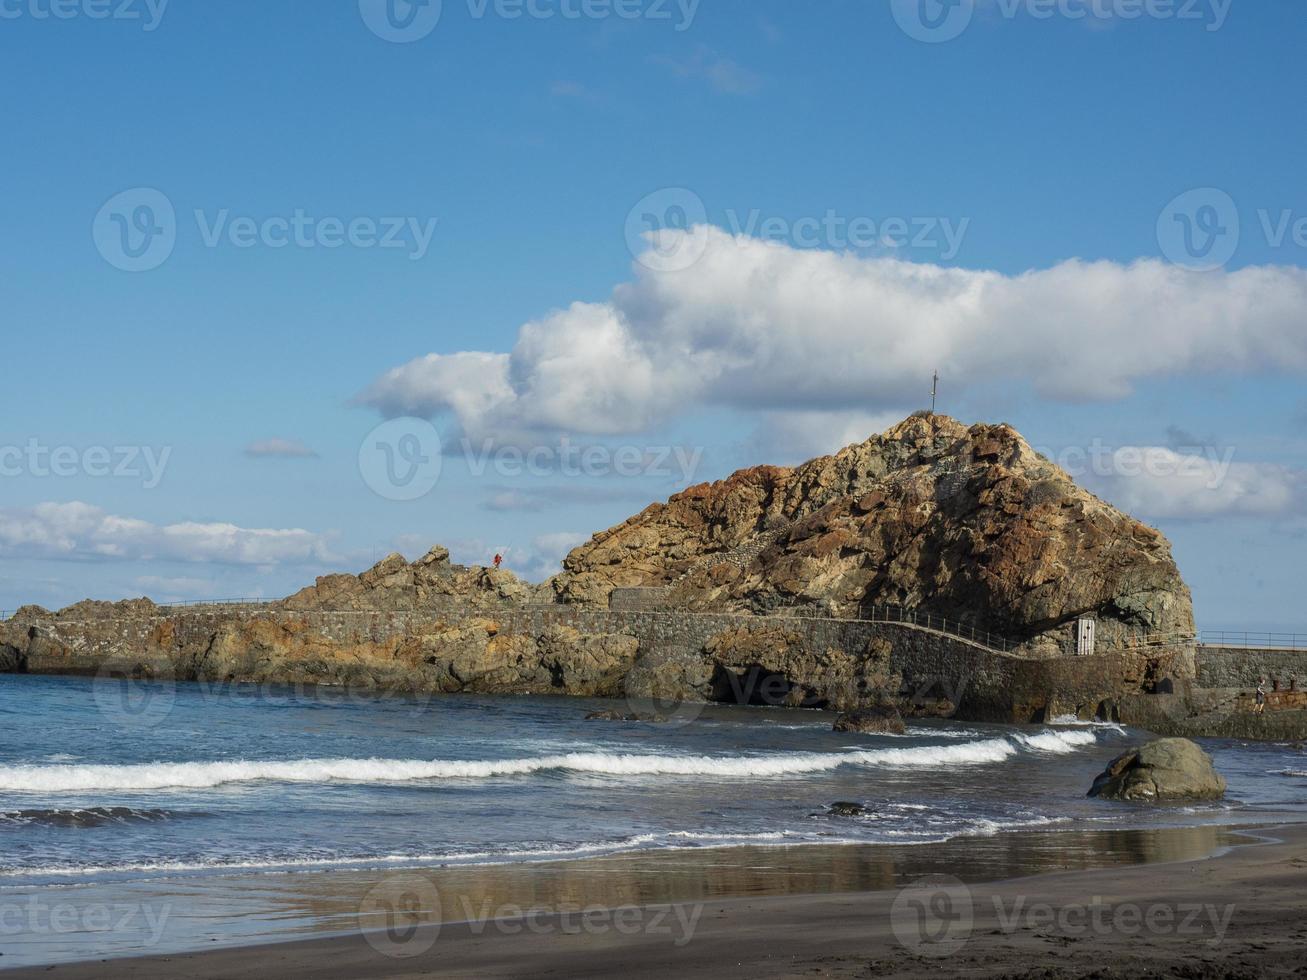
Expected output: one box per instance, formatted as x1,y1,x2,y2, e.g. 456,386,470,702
492,553,503,569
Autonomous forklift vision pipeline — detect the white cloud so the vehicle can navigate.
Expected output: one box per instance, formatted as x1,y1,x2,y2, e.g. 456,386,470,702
0,502,335,565
1087,449,1303,521
520,532,590,580
549,80,606,104
356,350,515,434
134,575,220,599
750,409,912,464
358,227,1307,445
484,490,543,513
244,438,318,458
651,46,761,94
438,532,587,582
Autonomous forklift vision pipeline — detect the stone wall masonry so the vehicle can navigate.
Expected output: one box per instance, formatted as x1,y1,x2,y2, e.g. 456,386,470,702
1,603,1199,726
1195,645,1307,690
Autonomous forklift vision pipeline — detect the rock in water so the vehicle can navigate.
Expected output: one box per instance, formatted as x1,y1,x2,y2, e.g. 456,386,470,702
826,801,869,817
1087,738,1226,802
833,705,907,735
584,709,667,723
552,414,1194,654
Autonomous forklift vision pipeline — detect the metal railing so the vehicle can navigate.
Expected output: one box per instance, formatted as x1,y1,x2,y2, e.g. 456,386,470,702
860,604,1014,652
1199,631,1307,651
0,598,278,622
154,598,280,608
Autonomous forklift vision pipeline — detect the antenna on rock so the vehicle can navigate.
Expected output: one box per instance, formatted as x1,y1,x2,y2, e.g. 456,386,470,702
930,370,939,416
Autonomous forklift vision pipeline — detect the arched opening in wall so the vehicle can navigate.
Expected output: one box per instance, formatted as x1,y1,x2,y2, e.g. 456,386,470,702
709,664,820,708
1096,700,1121,723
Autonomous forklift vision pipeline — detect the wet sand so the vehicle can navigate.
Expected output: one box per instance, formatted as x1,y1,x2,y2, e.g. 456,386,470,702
4,823,1306,978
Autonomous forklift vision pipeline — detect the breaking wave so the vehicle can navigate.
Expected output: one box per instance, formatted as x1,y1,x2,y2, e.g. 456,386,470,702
0,807,177,828
0,730,1100,794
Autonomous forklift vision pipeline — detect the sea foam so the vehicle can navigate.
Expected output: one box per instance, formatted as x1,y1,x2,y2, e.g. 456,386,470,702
0,730,1098,793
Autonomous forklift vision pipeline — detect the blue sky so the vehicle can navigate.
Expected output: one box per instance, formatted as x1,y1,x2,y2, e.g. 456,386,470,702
2,0,1305,632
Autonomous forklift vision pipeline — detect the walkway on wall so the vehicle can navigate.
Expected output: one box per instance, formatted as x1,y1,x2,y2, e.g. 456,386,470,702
0,600,1054,659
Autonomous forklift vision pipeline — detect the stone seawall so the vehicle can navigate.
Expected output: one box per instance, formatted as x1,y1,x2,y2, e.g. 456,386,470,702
1196,645,1307,689
0,603,1200,727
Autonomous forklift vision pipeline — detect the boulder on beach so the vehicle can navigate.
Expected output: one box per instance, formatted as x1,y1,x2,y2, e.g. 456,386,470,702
833,704,906,735
1087,737,1226,802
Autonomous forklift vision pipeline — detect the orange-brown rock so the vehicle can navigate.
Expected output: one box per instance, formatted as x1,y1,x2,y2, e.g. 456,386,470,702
284,546,543,611
552,414,1194,654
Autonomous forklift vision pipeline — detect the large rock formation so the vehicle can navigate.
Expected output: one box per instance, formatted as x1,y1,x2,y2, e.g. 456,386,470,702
1088,738,1227,802
285,546,543,610
553,414,1194,655
1,414,1225,730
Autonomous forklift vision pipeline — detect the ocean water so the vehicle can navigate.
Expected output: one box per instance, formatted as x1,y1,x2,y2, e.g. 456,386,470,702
3,673,1305,894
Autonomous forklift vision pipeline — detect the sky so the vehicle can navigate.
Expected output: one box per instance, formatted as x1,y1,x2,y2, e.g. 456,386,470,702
1,0,1305,633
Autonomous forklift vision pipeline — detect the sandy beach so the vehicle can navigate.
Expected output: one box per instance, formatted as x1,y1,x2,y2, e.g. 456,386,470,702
5,822,1305,979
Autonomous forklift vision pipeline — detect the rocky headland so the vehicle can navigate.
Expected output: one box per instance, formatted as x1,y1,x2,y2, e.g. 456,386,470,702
3,414,1302,739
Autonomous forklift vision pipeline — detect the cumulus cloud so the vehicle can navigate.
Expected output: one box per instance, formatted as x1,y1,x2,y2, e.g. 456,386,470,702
748,409,912,464
519,531,590,580
358,228,1307,446
0,502,335,565
1085,448,1303,521
134,575,220,599
484,490,544,513
439,532,588,582
244,438,318,458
